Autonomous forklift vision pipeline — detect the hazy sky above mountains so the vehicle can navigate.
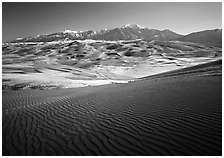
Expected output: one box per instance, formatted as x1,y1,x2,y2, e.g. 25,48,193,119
3,2,222,42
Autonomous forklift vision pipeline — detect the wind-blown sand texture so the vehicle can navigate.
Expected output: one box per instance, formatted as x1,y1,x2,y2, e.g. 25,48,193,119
2,61,222,156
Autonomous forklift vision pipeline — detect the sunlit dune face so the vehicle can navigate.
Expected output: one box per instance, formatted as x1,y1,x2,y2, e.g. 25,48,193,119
2,39,221,90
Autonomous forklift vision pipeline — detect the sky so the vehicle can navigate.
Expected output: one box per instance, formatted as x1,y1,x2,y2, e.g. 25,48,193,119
2,2,222,42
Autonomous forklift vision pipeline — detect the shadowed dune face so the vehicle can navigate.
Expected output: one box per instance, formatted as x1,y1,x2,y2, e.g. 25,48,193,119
2,64,222,155
2,39,221,89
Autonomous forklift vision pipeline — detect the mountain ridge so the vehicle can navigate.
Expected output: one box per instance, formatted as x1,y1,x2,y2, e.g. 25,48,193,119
8,24,222,48
9,24,182,43
177,29,222,48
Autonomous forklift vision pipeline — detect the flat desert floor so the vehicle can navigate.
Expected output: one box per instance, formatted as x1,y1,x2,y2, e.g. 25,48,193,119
2,60,222,156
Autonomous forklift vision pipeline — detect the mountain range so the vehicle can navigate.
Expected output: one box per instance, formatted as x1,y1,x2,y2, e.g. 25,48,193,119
10,24,222,48
3,24,222,89
177,29,222,48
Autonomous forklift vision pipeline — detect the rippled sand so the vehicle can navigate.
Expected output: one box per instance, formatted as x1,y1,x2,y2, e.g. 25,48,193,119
2,61,222,156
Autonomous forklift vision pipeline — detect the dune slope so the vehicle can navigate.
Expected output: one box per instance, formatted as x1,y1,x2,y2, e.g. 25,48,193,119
3,39,221,89
2,62,222,156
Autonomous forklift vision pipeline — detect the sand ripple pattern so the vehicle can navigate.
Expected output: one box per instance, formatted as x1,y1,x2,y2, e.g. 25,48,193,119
2,75,222,156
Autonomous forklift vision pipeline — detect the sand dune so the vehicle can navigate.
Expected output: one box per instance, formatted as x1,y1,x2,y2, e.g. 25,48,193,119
3,39,221,89
2,62,222,156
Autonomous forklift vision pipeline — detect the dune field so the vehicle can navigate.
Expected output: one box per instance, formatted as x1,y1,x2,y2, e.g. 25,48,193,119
2,60,222,156
2,5,223,156
2,39,221,89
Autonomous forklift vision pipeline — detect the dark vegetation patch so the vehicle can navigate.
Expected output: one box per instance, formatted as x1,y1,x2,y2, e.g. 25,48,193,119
95,58,101,61
132,44,140,47
116,46,129,52
67,41,79,46
3,83,61,91
2,79,10,82
10,71,26,74
62,68,73,71
66,53,73,56
2,45,9,49
106,52,120,56
46,67,71,73
34,69,42,73
58,49,68,54
70,55,76,59
124,50,149,57
41,45,59,51
140,49,147,52
76,54,85,58
106,44,123,50
29,84,61,90
165,57,175,60
5,83,30,90
121,40,141,44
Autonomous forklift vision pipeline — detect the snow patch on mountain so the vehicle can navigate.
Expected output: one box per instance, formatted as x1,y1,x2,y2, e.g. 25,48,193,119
63,30,78,34
123,24,149,29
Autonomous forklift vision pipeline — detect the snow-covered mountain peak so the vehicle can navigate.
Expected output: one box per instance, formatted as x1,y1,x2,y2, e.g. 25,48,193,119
16,37,23,40
63,30,78,34
123,24,148,29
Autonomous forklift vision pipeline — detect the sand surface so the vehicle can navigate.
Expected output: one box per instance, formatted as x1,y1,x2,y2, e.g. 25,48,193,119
2,62,222,156
3,39,221,89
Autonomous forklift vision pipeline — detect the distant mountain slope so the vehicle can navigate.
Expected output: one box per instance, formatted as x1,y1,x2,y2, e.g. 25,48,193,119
92,24,182,41
8,25,221,48
176,29,222,48
9,24,183,43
